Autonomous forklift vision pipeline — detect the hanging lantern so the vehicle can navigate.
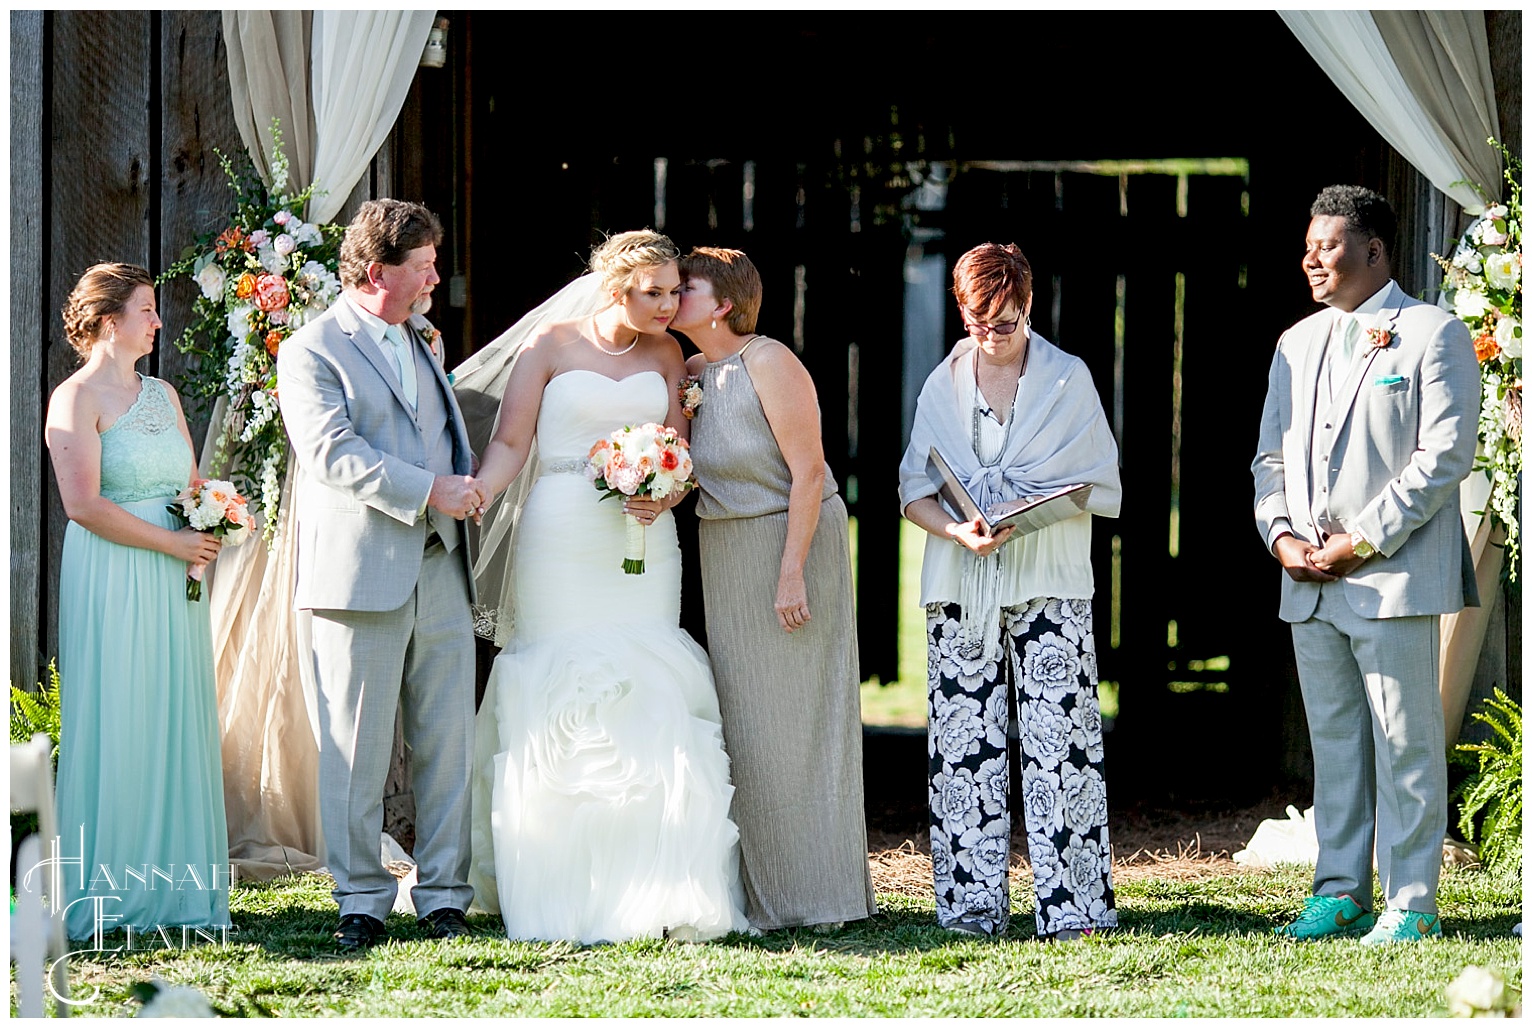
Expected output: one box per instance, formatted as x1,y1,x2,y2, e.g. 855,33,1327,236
420,17,448,68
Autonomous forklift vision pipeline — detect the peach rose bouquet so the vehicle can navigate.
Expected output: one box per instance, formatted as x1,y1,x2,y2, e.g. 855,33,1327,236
586,423,694,574
166,478,256,600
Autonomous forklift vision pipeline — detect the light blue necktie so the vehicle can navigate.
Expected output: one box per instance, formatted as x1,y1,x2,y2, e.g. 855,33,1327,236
382,324,418,410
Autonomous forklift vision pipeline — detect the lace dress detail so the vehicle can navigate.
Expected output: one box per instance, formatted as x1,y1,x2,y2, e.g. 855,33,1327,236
99,377,192,503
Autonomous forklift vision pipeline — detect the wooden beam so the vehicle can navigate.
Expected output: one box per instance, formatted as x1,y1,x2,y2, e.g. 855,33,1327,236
158,11,245,450
46,11,153,665
10,10,45,690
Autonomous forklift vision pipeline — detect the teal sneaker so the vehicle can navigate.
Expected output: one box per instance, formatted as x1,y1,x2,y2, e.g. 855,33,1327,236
1359,908,1442,945
1274,894,1375,939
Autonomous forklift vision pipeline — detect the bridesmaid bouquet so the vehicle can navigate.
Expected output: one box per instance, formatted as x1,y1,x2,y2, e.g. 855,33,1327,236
586,423,695,574
166,479,256,600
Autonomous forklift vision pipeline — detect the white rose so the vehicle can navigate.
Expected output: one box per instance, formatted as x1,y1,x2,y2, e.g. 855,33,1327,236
259,247,287,274
1495,316,1521,358
1445,965,1506,1017
274,233,297,256
195,263,226,302
296,221,325,247
1453,288,1494,321
1484,252,1520,290
1452,249,1484,274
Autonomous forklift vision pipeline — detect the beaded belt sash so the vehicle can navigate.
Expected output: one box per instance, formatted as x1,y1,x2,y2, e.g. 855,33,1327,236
542,457,587,475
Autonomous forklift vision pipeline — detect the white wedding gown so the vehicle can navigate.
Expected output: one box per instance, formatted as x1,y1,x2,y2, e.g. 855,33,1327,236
469,369,749,943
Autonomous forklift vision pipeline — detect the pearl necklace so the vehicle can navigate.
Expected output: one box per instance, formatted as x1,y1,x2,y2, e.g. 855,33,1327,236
590,317,638,356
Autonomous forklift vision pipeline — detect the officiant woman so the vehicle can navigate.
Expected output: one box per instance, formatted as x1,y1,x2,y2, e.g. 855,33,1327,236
897,242,1121,941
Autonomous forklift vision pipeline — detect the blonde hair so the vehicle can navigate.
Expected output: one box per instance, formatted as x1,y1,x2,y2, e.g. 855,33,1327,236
62,262,154,359
679,247,762,334
589,229,680,297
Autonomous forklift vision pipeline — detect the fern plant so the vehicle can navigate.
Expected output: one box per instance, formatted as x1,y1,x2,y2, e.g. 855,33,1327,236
10,659,62,768
1450,688,1522,876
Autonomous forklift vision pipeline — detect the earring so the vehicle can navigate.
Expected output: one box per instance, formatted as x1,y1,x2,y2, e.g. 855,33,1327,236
710,318,717,330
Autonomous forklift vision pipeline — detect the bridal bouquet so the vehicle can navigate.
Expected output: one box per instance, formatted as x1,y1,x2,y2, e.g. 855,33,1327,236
167,479,257,600
586,423,695,573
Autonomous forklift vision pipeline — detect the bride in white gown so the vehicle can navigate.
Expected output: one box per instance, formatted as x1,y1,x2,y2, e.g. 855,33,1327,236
456,231,748,943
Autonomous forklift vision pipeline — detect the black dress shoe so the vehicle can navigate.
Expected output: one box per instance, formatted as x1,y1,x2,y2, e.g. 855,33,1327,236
418,906,473,940
333,913,387,951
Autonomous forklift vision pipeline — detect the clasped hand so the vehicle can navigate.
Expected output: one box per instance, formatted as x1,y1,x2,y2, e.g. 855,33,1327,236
948,516,1013,557
1273,533,1366,582
429,475,491,524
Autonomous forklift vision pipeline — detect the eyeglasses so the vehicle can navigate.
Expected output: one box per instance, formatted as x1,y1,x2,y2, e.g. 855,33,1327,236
962,315,1021,337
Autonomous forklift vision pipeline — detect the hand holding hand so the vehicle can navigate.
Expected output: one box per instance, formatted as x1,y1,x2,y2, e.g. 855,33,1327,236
775,570,811,634
1273,533,1337,582
430,474,488,522
948,517,1012,557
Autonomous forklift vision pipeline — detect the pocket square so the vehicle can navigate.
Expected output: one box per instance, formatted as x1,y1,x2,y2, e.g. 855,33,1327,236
1373,375,1405,386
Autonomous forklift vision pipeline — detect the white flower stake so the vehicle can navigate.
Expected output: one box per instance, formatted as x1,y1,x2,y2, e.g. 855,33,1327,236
166,478,256,600
585,422,695,574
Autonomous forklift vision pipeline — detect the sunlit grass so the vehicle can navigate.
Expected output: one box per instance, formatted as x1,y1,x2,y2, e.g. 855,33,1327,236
854,517,929,728
26,863,1520,1018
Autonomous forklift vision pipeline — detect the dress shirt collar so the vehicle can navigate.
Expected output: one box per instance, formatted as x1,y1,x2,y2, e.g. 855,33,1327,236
344,293,398,346
1339,280,1395,327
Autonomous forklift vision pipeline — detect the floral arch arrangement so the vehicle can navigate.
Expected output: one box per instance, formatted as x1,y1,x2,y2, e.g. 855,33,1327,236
160,125,343,545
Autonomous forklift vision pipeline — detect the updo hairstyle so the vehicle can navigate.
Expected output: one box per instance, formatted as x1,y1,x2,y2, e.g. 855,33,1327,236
952,243,1033,324
678,247,762,334
589,229,681,297
61,262,155,359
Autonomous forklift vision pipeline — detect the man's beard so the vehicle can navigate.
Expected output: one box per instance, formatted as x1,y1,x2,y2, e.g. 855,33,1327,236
411,293,433,315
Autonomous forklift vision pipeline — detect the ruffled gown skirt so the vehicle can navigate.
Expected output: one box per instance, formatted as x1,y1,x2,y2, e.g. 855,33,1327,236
470,471,748,943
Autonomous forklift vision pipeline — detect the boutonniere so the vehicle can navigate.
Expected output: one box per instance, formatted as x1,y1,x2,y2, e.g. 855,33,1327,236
422,326,443,356
1366,327,1392,350
679,375,703,419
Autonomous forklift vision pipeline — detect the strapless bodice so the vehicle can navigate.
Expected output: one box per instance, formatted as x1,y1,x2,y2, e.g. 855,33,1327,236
536,369,671,465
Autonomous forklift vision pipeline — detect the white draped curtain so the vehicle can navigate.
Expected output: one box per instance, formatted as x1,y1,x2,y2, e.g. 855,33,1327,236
1280,10,1506,745
210,10,436,879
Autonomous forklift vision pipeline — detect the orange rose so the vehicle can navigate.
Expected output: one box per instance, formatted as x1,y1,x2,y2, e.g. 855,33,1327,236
265,329,283,355
1474,330,1501,363
235,273,257,300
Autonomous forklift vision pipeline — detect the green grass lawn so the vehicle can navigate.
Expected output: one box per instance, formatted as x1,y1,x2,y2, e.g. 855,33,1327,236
28,864,1519,1017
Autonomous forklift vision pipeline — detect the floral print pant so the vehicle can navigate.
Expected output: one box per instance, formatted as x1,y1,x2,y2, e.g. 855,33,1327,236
926,597,1117,937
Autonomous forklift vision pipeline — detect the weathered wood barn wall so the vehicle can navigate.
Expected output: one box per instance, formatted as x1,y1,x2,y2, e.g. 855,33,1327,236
10,10,1522,807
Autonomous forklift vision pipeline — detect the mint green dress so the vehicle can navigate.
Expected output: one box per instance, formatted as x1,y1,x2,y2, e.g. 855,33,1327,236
55,376,230,940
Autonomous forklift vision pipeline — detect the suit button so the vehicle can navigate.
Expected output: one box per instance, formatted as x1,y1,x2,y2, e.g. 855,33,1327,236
414,461,425,468
1321,454,1328,461
1324,423,1331,429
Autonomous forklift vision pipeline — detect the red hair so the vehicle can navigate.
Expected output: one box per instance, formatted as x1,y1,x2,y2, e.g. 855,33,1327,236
952,243,1032,323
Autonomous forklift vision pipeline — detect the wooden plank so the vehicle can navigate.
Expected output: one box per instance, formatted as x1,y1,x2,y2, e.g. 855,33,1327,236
10,10,45,690
159,11,246,449
46,11,153,667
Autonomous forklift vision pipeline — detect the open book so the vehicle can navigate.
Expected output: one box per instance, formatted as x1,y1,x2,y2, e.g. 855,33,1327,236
929,447,1093,536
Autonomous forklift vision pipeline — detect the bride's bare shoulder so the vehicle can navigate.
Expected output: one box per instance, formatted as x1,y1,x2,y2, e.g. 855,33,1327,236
521,318,587,353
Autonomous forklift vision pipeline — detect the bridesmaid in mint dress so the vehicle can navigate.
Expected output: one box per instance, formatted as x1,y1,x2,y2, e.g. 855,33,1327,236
45,263,230,940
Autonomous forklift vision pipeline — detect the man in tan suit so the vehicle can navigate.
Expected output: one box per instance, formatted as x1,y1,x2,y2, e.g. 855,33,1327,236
278,200,486,949
1252,186,1479,944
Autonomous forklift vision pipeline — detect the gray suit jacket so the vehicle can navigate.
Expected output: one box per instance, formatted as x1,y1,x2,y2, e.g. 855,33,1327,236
1252,281,1480,622
278,296,475,612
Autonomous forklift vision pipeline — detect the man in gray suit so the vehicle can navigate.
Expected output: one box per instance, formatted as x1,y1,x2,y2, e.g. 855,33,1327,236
1253,185,1479,944
278,199,487,949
